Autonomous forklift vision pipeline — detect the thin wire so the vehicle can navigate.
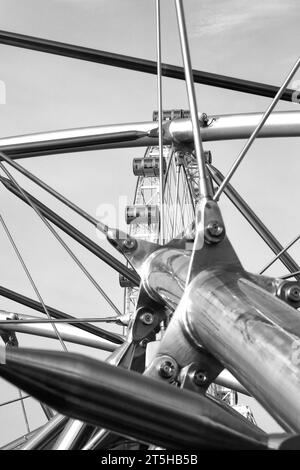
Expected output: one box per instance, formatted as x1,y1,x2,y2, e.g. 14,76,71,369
0,159,122,316
280,270,300,280
18,389,30,434
260,233,300,274
0,213,67,351
156,0,164,244
0,394,30,407
214,56,300,201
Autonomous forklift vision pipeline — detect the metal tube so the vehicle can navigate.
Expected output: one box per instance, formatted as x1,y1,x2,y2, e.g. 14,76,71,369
0,112,300,160
0,312,118,351
178,266,300,431
208,164,300,277
0,176,140,286
175,0,209,198
82,428,120,450
20,414,69,450
156,0,165,244
0,30,296,102
52,419,94,450
214,57,300,200
0,346,267,449
1,426,41,450
0,284,123,344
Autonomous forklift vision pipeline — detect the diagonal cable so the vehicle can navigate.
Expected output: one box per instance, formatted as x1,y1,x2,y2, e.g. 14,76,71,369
0,157,122,316
0,213,67,351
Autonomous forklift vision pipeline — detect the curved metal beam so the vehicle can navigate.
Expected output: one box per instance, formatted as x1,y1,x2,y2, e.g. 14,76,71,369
0,111,299,160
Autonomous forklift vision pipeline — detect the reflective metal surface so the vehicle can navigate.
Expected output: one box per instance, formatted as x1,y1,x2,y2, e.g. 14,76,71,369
0,111,300,160
178,267,300,431
19,414,68,450
0,311,118,352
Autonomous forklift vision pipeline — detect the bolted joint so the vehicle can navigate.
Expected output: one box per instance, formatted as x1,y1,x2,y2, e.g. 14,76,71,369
122,237,137,252
159,359,177,380
286,285,300,302
277,281,300,308
207,221,224,237
193,370,209,387
140,312,154,325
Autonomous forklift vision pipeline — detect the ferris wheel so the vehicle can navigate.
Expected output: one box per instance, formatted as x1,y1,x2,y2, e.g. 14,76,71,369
0,0,300,450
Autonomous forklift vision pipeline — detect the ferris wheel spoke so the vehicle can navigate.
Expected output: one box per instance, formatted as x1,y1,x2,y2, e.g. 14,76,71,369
0,285,123,344
0,174,139,286
18,389,30,434
0,161,122,317
0,212,67,351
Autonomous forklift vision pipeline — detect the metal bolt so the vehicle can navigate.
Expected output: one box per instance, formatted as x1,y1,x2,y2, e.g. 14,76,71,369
140,312,154,325
139,338,149,348
159,360,175,379
122,237,137,251
193,370,208,386
207,221,224,237
286,285,300,302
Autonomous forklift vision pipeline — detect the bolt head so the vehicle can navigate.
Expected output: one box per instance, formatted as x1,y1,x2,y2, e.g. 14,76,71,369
207,221,224,237
159,360,175,379
193,370,208,386
122,238,136,251
287,285,300,302
140,312,154,325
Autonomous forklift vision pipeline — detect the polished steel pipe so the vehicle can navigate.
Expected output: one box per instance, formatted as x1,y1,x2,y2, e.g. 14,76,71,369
0,311,118,352
0,346,267,449
176,267,300,432
19,414,69,450
0,112,300,160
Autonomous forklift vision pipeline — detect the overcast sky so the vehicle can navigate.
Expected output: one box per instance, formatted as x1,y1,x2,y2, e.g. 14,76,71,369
0,0,299,443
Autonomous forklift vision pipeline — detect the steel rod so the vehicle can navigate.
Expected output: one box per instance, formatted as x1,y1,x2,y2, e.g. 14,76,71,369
208,164,300,277
0,312,119,351
19,414,69,450
175,0,209,198
260,233,300,274
281,270,300,280
0,284,124,344
0,112,300,160
214,57,300,201
156,0,165,244
0,29,297,102
0,175,140,286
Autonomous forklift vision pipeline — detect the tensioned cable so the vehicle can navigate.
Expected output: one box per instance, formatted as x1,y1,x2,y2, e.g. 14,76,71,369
18,389,30,434
0,158,122,316
260,233,300,275
0,213,67,351
0,394,30,407
213,57,300,201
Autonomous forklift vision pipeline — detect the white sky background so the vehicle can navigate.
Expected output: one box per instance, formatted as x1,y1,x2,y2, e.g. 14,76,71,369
0,0,299,444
